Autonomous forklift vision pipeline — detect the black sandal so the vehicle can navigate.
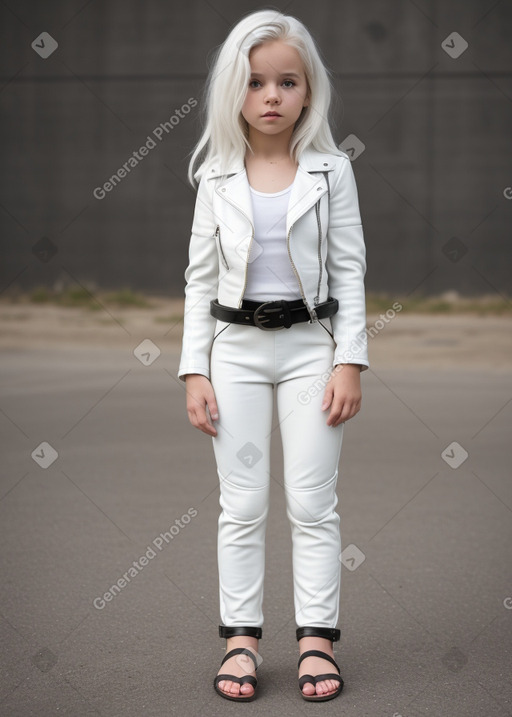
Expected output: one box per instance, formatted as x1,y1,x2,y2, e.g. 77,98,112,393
296,626,344,702
213,625,262,702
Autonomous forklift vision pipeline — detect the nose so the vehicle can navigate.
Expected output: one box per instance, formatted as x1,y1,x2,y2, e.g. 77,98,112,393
264,83,281,105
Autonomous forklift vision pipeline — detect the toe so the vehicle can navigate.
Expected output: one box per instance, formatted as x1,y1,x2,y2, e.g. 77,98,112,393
218,679,237,696
302,681,316,696
316,679,337,696
219,678,255,698
216,647,258,699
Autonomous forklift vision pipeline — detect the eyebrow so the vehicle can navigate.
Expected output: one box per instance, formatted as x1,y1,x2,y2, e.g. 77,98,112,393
249,71,301,79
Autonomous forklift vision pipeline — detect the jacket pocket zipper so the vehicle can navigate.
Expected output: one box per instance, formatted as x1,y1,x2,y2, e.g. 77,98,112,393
214,225,229,270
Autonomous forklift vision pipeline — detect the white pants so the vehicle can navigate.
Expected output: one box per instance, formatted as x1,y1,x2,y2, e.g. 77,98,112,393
210,314,345,631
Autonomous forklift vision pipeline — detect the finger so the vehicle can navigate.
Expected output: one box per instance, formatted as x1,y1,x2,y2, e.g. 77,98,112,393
200,407,217,434
321,385,333,411
206,395,219,421
327,400,344,426
203,407,218,436
195,412,217,436
188,405,214,434
201,421,217,436
338,399,361,424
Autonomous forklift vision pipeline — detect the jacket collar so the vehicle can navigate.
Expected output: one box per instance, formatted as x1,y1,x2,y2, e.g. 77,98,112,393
200,146,339,181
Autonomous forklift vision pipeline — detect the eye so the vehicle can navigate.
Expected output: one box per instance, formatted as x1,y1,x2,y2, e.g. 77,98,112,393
248,79,296,88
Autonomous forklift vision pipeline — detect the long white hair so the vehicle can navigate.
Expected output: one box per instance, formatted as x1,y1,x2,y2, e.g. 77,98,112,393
186,8,342,187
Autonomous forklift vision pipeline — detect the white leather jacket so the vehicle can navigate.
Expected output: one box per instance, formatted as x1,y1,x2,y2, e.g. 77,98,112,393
178,146,369,381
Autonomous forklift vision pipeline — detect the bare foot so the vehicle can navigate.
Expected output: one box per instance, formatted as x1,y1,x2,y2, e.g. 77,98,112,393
298,636,341,698
216,635,259,698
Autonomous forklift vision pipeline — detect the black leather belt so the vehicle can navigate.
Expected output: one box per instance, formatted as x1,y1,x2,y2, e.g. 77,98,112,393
210,296,338,331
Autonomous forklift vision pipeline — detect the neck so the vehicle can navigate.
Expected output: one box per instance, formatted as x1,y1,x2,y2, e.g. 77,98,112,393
245,125,294,162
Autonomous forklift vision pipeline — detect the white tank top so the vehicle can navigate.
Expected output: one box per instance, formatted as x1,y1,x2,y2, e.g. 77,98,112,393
243,182,303,302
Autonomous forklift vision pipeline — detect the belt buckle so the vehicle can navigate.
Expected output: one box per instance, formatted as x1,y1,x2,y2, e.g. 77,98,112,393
253,300,291,331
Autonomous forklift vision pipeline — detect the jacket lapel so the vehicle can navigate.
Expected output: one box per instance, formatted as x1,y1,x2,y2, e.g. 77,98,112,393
210,147,336,234
286,164,325,234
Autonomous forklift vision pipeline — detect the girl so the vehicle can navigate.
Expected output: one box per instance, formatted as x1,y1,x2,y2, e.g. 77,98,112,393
178,8,369,703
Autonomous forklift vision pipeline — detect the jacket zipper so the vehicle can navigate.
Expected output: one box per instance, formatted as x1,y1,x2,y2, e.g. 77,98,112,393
239,227,254,307
287,223,318,322
314,200,322,306
214,225,229,270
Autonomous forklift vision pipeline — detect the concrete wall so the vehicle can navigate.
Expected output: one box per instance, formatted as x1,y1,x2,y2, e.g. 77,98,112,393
1,0,511,298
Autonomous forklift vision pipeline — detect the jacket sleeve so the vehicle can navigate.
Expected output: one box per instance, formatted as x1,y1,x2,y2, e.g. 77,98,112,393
325,158,369,371
177,174,219,382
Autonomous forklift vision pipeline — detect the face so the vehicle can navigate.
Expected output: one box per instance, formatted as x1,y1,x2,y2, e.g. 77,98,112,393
241,40,310,140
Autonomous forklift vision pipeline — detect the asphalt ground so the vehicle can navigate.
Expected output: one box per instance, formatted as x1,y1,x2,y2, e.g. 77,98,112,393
0,313,511,717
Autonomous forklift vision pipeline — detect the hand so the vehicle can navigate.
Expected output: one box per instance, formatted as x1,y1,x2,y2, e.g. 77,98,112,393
184,374,219,436
321,364,362,427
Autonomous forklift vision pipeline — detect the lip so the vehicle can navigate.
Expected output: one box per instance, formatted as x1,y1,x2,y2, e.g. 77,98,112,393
262,112,282,117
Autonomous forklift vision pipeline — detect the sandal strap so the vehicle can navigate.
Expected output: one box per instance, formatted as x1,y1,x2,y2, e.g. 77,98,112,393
219,625,262,639
299,673,342,688
296,625,340,642
221,647,259,671
214,673,257,688
297,649,340,673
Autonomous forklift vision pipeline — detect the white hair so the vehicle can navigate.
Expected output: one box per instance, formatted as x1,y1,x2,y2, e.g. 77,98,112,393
186,8,343,187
